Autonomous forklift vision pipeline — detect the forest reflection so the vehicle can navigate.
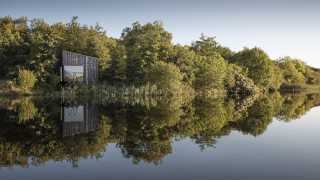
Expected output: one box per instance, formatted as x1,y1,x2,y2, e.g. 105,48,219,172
0,92,319,167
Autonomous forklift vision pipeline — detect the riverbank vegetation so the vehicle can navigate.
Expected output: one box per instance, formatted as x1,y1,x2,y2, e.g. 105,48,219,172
1,16,320,97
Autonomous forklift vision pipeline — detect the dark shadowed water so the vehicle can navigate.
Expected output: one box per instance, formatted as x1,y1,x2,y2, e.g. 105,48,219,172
0,92,319,180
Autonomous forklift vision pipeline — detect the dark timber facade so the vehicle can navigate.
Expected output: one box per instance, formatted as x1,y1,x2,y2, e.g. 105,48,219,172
62,50,99,84
60,103,100,137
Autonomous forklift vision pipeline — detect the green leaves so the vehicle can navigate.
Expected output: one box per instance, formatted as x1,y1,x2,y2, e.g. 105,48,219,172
1,16,319,95
0,16,29,77
17,69,37,92
194,55,228,95
231,47,275,89
121,21,172,83
278,57,307,85
145,61,183,95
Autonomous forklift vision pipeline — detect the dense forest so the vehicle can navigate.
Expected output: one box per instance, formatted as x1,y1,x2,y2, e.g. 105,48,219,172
1,16,320,96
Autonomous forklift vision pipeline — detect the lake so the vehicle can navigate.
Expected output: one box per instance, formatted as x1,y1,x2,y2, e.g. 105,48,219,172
0,92,319,180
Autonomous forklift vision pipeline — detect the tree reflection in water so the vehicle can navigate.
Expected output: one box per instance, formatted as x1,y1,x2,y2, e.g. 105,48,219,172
0,92,320,167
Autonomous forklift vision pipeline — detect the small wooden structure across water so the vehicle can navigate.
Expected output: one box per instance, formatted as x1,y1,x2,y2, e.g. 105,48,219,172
62,50,99,84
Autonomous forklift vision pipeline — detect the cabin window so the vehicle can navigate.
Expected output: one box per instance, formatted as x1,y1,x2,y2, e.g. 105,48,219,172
64,66,84,82
64,106,84,122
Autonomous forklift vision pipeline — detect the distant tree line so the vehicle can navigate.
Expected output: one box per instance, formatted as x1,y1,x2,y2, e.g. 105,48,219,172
1,16,320,94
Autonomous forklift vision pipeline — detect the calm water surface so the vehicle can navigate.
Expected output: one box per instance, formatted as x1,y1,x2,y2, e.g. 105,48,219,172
0,93,319,180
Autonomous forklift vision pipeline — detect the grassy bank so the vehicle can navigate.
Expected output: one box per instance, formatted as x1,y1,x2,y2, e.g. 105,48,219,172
1,78,319,100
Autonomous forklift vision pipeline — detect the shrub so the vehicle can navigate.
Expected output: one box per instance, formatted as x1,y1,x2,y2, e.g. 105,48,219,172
194,55,227,95
278,57,306,85
231,73,258,96
145,61,183,95
18,98,38,123
231,48,274,89
226,64,258,97
17,69,37,91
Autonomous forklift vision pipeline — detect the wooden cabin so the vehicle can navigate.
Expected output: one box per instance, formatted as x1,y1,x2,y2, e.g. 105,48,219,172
61,50,98,84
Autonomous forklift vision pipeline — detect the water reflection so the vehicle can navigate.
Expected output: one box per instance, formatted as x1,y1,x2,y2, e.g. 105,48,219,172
62,104,99,137
0,92,320,167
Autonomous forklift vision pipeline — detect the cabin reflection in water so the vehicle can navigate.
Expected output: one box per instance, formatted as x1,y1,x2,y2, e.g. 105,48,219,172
61,104,99,137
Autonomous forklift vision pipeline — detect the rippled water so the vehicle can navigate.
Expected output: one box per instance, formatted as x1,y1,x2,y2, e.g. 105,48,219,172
0,93,319,180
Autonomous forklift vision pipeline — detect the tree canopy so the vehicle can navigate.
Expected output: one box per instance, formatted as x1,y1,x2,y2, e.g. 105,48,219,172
1,16,319,95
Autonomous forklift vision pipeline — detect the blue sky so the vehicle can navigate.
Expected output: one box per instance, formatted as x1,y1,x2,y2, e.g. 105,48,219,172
1,0,320,67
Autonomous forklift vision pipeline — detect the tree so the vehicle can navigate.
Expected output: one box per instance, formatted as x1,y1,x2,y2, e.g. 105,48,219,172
192,34,234,60
305,66,320,84
2,16,320,95
145,61,183,95
7,16,113,85
27,19,62,83
194,54,228,94
105,39,127,83
169,45,197,86
192,35,219,57
225,64,258,96
231,47,274,89
121,21,172,83
0,16,29,78
63,17,112,73
278,57,306,85
270,63,283,90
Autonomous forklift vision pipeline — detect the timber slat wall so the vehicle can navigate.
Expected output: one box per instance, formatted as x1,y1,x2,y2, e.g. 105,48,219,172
62,104,100,137
62,50,98,84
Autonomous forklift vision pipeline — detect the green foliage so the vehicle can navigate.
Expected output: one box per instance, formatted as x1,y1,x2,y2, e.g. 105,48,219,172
192,35,219,57
305,67,320,84
193,54,228,94
234,96,274,136
270,64,283,90
276,93,319,121
278,57,307,85
276,57,320,90
191,34,234,60
2,16,320,168
17,69,37,91
145,61,183,95
226,64,258,96
169,45,197,86
105,39,127,83
0,16,29,78
63,17,112,72
1,16,320,95
27,19,62,83
0,16,113,86
231,47,274,89
18,98,38,123
121,21,172,83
